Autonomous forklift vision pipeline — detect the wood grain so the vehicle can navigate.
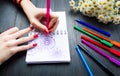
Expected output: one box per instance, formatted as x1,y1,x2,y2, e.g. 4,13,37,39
0,0,120,76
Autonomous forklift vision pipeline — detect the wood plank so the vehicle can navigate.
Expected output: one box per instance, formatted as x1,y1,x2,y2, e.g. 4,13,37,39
0,0,120,76
0,0,17,32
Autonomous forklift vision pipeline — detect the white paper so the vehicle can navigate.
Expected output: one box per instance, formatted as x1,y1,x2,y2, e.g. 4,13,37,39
26,12,71,63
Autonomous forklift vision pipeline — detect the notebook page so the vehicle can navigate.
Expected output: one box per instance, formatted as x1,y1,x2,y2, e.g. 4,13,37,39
26,12,70,63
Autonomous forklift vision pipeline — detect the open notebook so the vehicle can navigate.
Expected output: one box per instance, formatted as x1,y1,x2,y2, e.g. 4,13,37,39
26,12,71,64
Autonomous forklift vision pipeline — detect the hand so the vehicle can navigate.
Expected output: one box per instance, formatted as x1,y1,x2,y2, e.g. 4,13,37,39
20,0,59,33
28,8,59,33
0,26,38,64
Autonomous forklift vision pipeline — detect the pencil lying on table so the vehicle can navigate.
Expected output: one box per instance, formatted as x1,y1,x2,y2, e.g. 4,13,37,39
78,43,115,76
73,25,113,47
75,19,111,37
81,39,120,66
75,45,94,76
82,28,120,48
81,35,120,57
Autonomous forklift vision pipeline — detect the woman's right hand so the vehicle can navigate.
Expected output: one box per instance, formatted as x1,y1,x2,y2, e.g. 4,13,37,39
20,0,59,33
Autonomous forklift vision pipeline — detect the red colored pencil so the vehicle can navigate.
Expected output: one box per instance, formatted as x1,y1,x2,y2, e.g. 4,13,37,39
81,35,120,57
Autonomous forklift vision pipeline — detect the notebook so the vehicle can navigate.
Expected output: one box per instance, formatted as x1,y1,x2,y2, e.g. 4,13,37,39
26,12,71,64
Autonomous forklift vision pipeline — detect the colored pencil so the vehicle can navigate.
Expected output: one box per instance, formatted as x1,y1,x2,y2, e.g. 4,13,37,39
75,19,111,37
81,39,120,66
75,45,94,76
46,0,50,28
73,25,113,47
82,28,120,48
81,35,120,57
78,43,115,76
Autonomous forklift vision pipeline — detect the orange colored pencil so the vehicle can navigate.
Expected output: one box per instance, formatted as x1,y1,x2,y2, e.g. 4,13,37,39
82,28,120,48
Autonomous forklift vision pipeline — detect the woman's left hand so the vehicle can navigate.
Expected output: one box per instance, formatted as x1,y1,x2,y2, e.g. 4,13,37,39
0,26,38,64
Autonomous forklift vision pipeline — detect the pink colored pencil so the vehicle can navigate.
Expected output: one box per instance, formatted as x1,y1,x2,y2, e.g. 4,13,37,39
46,0,50,28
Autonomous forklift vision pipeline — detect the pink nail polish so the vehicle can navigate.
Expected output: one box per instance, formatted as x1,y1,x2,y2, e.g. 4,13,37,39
33,34,38,38
33,43,37,47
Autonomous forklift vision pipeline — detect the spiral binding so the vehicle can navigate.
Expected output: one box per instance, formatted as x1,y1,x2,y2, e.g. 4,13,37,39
52,30,67,35
29,30,68,36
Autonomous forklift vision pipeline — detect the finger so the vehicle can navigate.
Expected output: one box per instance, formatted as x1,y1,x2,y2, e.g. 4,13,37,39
48,17,58,29
48,13,59,29
0,27,19,36
31,18,49,33
11,27,32,39
14,34,38,45
10,43,37,53
49,20,59,32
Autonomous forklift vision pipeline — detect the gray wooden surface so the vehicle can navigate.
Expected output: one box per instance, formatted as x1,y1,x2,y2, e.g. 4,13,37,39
0,0,120,76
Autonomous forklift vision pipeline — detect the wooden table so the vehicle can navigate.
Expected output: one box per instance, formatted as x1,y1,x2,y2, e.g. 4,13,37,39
0,0,120,76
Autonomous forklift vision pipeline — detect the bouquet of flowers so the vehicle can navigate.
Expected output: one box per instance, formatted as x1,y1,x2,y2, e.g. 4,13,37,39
69,0,120,24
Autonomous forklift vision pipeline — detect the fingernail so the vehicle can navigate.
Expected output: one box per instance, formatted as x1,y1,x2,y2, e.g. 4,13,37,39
33,34,38,38
30,26,34,30
33,43,37,47
44,30,49,34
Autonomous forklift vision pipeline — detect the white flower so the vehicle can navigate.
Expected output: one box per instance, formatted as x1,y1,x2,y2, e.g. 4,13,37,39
103,5,108,10
69,0,75,6
78,1,83,6
110,15,115,20
92,0,97,5
107,2,114,8
116,1,120,8
69,0,120,24
105,16,111,22
73,6,79,12
83,2,89,8
113,20,120,24
98,15,104,21
102,1,107,5
114,15,120,21
107,7,113,12
114,8,119,14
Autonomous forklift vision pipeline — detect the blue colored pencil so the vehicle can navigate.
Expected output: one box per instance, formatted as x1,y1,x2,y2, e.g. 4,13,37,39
75,19,111,37
75,45,94,76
